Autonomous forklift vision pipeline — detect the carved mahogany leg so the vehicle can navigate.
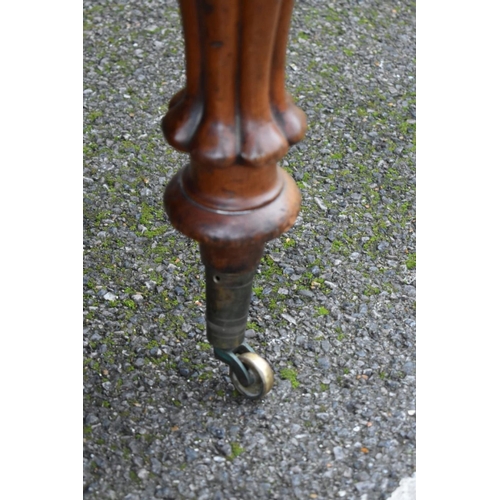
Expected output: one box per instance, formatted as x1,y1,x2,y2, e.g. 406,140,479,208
162,0,306,398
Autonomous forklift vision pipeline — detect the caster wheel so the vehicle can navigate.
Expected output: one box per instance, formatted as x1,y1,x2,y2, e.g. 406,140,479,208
230,352,274,399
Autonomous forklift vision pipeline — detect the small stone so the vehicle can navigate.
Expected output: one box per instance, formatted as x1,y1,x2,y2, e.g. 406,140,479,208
209,426,226,439
132,294,143,302
323,469,334,479
317,357,331,370
298,289,314,298
281,313,297,325
137,468,149,479
355,481,375,493
314,197,328,210
229,426,240,437
215,441,232,456
156,487,175,499
134,358,145,368
85,414,99,425
316,413,330,422
403,361,416,375
333,446,345,460
408,410,416,416
295,335,307,346
103,292,117,301
185,447,198,462
377,241,389,251
151,457,162,475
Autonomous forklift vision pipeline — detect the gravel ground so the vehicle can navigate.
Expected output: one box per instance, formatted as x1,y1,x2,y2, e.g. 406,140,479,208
83,0,416,498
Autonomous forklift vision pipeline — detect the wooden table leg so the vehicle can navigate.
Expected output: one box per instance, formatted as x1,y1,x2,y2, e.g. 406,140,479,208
162,0,306,398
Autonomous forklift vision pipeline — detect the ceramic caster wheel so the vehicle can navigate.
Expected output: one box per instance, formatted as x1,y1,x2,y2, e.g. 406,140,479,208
230,352,274,399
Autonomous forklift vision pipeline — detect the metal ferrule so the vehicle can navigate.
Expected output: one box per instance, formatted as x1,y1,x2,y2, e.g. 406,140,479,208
205,266,255,350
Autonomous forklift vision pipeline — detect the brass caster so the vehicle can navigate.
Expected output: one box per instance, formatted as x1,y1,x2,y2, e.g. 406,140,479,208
230,352,274,400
